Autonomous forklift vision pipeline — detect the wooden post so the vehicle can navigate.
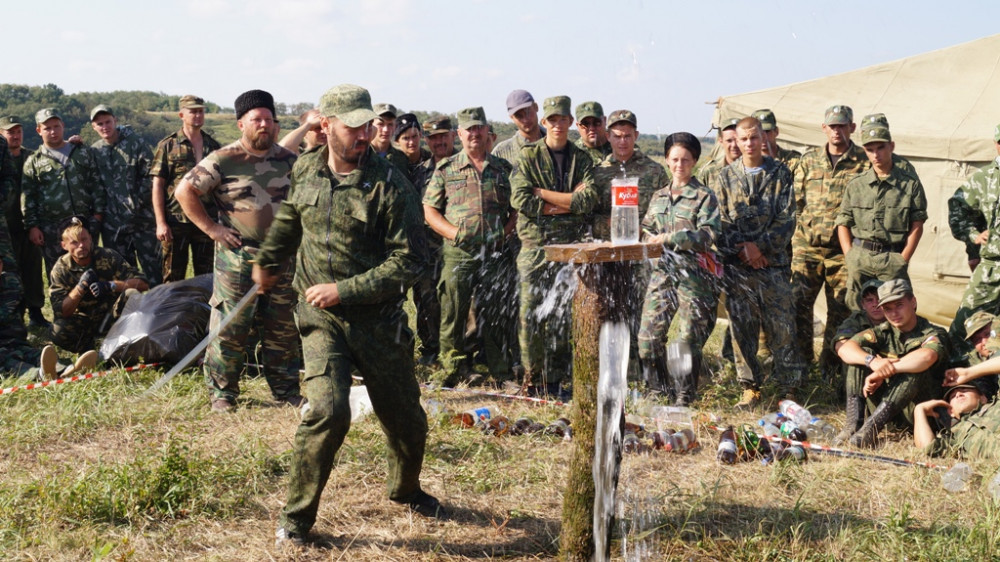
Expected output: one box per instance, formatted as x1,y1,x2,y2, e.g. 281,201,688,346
544,242,663,561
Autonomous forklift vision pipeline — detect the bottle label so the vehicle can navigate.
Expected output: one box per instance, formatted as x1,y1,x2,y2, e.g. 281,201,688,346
472,407,491,422
612,185,638,207
718,441,737,454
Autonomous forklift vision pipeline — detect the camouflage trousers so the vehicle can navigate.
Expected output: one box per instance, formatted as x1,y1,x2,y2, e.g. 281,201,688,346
949,258,1000,342
412,245,442,360
203,243,301,403
638,255,720,370
845,363,934,426
103,221,163,287
50,290,133,353
517,247,575,385
791,242,850,366
279,301,427,535
162,220,215,283
724,265,805,390
844,246,909,313
438,244,518,379
11,228,45,309
0,339,43,380
0,214,17,274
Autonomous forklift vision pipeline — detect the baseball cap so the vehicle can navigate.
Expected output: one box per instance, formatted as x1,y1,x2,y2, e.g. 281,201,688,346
876,278,912,307
824,105,853,126
862,124,892,144
423,115,453,136
542,96,572,119
964,310,996,341
179,95,206,110
35,108,62,125
944,382,986,401
373,103,398,119
506,89,535,114
607,109,637,128
752,109,776,131
89,104,114,121
0,116,22,130
319,84,377,128
457,107,487,130
858,278,884,306
575,101,604,122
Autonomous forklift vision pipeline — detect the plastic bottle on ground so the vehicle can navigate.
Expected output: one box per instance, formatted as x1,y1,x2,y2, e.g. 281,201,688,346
941,463,974,492
778,400,812,426
807,417,837,442
717,426,739,464
758,420,781,437
452,406,497,428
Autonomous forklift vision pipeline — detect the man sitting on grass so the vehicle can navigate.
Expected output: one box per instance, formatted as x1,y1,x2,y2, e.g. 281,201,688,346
913,380,1000,461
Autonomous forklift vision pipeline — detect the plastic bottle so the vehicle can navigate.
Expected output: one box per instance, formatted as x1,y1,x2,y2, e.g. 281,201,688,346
762,412,786,425
778,400,812,426
758,420,781,437
511,417,536,435
651,430,675,451
423,399,445,417
807,417,837,442
987,469,1000,500
610,177,639,244
644,405,693,429
671,428,697,452
452,406,497,428
941,462,974,492
544,418,572,440
624,414,646,437
717,426,739,464
779,421,808,442
776,444,808,462
484,415,510,436
623,431,645,454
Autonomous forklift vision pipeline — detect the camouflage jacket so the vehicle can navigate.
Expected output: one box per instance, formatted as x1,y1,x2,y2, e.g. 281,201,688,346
256,146,428,310
696,154,730,194
948,157,1000,262
793,142,869,248
831,309,878,351
423,150,513,254
492,131,539,165
641,177,720,254
6,148,33,234
773,145,801,172
0,136,14,211
183,140,296,243
0,270,27,345
836,165,928,245
510,140,597,249
150,128,222,221
90,125,154,226
925,400,1000,461
574,138,611,165
49,246,145,319
22,143,106,229
379,144,410,174
715,156,796,266
593,150,670,241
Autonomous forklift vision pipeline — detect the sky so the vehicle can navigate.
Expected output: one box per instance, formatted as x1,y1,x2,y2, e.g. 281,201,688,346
6,0,1000,137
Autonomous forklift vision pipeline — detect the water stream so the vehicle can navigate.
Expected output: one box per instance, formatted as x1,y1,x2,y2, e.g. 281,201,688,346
593,321,629,561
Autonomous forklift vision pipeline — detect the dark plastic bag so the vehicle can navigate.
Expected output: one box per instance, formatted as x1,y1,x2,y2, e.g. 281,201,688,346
100,274,213,365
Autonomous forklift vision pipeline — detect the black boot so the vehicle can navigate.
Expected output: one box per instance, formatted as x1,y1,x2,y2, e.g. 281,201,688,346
848,401,899,448
833,395,864,445
28,307,51,329
641,356,668,396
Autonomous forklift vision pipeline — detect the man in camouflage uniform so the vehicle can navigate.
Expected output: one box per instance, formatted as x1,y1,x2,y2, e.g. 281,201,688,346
49,218,148,353
859,113,918,177
696,117,741,193
716,117,804,407
511,95,597,397
837,122,927,310
947,124,1000,342
791,105,867,371
174,89,302,412
371,103,409,171
151,95,221,282
914,380,1000,461
89,105,161,286
753,109,800,171
940,310,1000,400
278,109,326,154
255,85,439,547
22,108,106,277
836,279,950,448
492,89,544,164
423,106,518,385
831,279,885,443
574,101,611,164
0,252,59,380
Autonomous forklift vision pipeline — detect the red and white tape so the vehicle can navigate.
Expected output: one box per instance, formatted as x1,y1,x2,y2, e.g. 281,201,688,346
0,362,161,396
419,383,570,407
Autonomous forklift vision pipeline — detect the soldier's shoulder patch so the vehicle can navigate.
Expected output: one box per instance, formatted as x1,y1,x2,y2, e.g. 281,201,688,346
921,335,940,347
861,329,876,343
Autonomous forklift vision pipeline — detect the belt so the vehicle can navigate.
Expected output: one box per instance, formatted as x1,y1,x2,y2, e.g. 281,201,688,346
853,238,904,254
239,238,262,249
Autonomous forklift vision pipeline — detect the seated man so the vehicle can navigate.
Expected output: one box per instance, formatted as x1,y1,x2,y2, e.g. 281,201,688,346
836,279,950,447
49,217,149,353
941,310,1000,399
914,380,1000,461
831,279,885,443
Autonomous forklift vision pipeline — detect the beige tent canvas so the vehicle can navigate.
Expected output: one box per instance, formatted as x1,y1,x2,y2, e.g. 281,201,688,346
712,34,1000,326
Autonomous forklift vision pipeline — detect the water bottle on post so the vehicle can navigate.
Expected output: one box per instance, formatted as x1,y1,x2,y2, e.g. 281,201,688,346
610,176,639,244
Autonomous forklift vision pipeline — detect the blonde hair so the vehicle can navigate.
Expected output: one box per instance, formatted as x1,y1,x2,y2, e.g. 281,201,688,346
61,217,87,242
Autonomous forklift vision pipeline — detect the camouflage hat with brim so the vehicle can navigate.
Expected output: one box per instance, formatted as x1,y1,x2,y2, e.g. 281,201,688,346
35,108,62,125
373,103,398,119
0,116,22,130
319,84,377,128
944,382,987,401
179,95,206,110
719,117,740,131
876,278,912,307
862,124,892,145
89,104,114,122
423,115,453,136
861,113,889,129
824,105,853,125
964,310,997,341
575,101,604,121
457,107,487,130
608,109,637,128
542,96,572,119
858,278,884,306
752,109,777,131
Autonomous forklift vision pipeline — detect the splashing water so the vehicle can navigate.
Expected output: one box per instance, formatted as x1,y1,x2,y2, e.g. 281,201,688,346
594,321,629,561
534,264,577,321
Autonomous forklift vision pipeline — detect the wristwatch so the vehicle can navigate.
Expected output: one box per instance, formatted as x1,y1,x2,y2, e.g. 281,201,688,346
864,354,875,367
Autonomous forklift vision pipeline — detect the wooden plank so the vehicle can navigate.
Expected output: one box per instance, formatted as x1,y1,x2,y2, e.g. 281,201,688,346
543,241,664,264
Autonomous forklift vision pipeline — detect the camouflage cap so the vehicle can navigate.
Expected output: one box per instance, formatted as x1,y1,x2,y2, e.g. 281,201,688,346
752,109,777,131
994,124,1000,143
0,116,22,130
319,84,377,128
35,108,61,125
607,109,637,128
457,107,487,130
862,124,892,145
373,103,398,119
423,115,453,136
944,381,988,401
506,89,535,114
719,117,740,131
858,278,884,306
542,96,572,119
964,310,997,341
179,95,206,110
876,278,912,307
824,105,853,126
89,104,114,121
575,101,604,121
861,113,889,129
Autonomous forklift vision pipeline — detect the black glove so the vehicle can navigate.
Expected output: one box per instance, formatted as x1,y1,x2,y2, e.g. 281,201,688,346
89,280,114,300
78,269,98,289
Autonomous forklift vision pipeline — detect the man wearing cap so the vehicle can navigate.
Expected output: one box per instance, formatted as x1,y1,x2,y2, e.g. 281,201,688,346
697,117,741,193
511,95,597,397
914,380,1000,461
753,109,800,171
574,101,611,164
791,105,868,374
941,310,1000,400
279,109,326,154
151,95,222,283
22,107,105,277
831,279,885,443
253,84,439,546
716,117,804,407
371,103,409,172
859,113,917,177
837,121,927,310
836,278,950,447
947,124,1000,343
174,89,302,412
493,89,544,164
88,105,161,286
394,113,432,184
0,116,48,328
423,106,518,385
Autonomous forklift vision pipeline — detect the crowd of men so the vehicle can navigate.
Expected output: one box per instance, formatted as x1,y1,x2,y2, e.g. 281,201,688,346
4,84,1000,545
